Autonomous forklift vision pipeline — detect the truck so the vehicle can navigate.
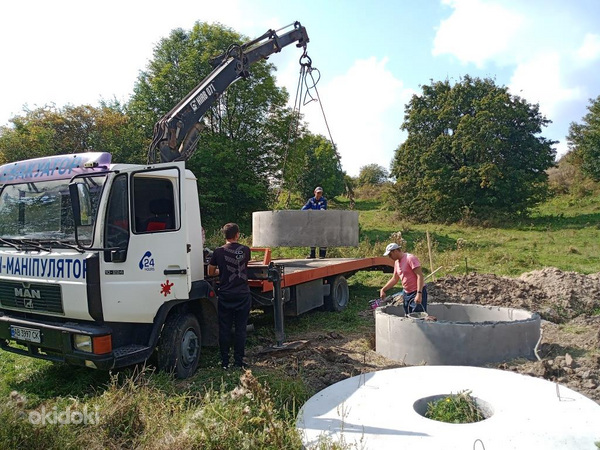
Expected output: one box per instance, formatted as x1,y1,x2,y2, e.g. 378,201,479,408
0,22,393,378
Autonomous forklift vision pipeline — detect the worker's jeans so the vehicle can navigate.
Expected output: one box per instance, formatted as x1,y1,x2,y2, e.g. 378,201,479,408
309,247,327,258
218,292,252,367
403,286,428,315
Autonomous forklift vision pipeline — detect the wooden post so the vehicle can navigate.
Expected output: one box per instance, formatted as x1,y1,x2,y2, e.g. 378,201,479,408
426,231,435,281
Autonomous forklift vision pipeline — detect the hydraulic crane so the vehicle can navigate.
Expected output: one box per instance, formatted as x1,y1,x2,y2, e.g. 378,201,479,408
147,21,309,164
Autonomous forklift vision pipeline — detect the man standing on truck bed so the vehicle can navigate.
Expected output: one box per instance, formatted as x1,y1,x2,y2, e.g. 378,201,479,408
208,223,251,369
379,242,428,314
302,186,328,259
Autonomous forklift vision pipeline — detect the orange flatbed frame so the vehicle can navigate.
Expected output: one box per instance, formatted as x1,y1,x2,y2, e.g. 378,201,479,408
248,248,394,292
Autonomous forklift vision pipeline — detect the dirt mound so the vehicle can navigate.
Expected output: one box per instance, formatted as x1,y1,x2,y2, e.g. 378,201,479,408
519,267,600,318
428,268,600,323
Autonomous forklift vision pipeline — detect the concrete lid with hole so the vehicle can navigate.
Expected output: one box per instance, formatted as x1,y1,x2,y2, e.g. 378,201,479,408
297,366,600,449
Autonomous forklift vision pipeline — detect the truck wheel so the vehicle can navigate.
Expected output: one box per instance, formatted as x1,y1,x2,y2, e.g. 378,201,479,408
324,275,349,312
157,313,201,379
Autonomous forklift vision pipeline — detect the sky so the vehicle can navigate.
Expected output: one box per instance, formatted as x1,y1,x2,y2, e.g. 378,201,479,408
1,0,599,176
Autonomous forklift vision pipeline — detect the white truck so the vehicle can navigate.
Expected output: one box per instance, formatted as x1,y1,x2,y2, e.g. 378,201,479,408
0,23,393,378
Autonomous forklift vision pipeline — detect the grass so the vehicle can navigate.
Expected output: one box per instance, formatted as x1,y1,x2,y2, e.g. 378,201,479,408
348,192,600,277
425,391,485,424
0,359,310,449
1,189,600,448
558,324,591,335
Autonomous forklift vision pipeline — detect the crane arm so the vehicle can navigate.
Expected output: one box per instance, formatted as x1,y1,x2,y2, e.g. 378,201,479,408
147,21,309,164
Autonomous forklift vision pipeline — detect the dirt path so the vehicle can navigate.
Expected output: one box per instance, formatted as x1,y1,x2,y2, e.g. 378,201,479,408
250,268,600,404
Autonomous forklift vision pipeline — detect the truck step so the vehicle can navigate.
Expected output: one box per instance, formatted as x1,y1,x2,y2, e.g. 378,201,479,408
113,344,152,359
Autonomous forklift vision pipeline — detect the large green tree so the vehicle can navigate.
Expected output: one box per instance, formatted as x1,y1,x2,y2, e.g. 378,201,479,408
0,102,145,164
128,22,297,227
567,95,600,182
391,76,556,222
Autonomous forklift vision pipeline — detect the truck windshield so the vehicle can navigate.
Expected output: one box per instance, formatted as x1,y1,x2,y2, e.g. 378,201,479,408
0,176,106,244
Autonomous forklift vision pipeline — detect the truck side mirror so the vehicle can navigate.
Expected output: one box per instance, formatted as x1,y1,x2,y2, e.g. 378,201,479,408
69,182,93,227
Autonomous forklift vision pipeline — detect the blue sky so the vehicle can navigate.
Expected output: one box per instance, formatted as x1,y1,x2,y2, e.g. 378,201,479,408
1,0,599,176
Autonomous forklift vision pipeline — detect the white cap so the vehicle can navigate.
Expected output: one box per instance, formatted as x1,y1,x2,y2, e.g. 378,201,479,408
383,242,400,256
314,186,323,192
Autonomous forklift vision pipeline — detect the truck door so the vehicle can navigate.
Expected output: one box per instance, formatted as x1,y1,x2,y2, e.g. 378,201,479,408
101,163,191,323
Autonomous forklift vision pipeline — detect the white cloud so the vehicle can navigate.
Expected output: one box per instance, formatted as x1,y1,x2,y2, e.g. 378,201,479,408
294,57,414,176
433,0,524,67
0,0,250,124
576,33,600,63
509,52,582,119
433,1,600,161
553,140,569,159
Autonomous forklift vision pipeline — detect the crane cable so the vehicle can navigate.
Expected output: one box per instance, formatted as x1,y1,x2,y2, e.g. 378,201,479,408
301,57,337,149
277,50,310,204
277,49,338,205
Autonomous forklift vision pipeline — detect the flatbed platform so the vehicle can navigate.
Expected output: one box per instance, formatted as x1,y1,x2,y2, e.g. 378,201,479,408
248,249,393,291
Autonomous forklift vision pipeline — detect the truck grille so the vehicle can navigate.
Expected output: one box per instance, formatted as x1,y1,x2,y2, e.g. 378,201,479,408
0,281,63,314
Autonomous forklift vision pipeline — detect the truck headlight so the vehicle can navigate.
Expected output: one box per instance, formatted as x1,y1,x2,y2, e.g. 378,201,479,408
73,334,112,354
73,334,92,353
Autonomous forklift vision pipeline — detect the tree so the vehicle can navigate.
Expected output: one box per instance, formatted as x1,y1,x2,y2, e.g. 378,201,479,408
294,134,346,201
390,76,556,223
128,22,296,227
0,102,146,164
357,163,389,186
567,95,600,182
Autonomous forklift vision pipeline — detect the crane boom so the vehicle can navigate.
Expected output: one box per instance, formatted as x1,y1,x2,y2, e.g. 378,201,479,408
147,21,309,164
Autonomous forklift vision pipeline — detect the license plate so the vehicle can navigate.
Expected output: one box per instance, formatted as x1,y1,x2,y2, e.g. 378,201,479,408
10,326,41,343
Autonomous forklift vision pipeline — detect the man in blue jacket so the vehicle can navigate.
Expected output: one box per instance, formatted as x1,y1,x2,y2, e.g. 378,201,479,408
302,186,327,258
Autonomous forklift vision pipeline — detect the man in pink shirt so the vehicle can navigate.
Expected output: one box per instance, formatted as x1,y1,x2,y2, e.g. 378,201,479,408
379,242,428,314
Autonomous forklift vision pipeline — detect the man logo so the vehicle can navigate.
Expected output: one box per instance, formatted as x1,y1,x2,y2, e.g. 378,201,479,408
15,286,41,309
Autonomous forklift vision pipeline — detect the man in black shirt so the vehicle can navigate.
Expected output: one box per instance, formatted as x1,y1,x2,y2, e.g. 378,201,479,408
208,223,252,369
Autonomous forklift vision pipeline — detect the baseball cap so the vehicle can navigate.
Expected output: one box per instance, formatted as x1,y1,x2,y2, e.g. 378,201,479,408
314,186,323,192
383,242,400,256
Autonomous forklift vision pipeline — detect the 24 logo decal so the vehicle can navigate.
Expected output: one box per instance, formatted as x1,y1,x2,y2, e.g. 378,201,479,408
139,251,155,271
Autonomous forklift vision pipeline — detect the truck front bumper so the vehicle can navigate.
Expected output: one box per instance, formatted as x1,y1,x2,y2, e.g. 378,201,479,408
0,313,116,370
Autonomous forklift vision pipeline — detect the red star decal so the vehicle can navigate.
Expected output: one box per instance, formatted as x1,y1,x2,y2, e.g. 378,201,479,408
160,280,174,297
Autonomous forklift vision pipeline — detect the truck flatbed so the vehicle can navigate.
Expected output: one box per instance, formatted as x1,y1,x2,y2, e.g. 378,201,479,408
247,248,394,292
245,249,395,342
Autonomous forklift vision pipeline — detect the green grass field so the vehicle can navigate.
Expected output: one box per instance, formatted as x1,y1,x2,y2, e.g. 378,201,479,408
1,190,599,448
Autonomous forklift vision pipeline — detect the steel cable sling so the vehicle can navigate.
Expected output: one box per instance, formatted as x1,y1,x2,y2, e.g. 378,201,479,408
278,49,339,205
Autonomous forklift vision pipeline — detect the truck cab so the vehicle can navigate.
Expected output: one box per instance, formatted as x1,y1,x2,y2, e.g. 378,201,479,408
0,152,216,378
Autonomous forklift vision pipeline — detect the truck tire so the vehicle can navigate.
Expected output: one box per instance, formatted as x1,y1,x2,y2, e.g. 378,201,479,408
157,312,201,379
324,275,349,312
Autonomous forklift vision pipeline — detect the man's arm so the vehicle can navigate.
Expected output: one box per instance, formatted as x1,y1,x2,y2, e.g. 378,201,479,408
414,266,425,304
207,264,219,276
301,198,313,210
380,272,400,299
